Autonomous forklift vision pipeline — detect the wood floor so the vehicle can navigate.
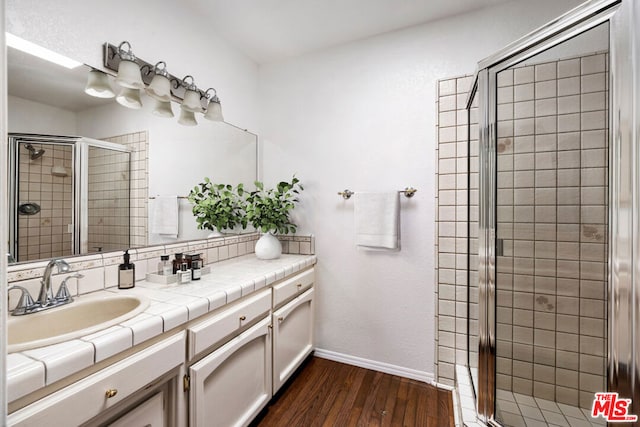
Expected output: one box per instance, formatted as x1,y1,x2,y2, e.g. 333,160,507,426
253,356,455,427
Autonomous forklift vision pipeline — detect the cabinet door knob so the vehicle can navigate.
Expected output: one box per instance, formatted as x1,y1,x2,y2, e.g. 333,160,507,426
296,283,302,289
105,389,118,399
239,315,246,321
278,317,284,323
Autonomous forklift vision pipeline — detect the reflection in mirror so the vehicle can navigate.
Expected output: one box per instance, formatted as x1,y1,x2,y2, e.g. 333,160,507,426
8,135,131,263
7,44,258,264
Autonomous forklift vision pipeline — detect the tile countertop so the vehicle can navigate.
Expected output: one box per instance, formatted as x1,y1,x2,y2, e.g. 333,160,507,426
7,254,317,403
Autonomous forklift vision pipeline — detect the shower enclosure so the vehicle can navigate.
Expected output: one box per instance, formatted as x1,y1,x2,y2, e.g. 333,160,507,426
466,0,640,425
8,134,131,262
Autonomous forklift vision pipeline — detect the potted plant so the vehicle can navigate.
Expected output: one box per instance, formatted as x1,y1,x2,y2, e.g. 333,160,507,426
188,178,247,237
245,176,303,259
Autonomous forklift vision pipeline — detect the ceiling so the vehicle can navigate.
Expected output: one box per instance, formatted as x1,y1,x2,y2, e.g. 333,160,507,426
186,0,513,64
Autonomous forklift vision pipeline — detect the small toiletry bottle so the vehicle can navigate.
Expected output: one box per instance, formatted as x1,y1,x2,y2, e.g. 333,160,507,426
118,250,135,289
159,255,172,275
180,262,191,284
172,253,184,274
191,259,202,281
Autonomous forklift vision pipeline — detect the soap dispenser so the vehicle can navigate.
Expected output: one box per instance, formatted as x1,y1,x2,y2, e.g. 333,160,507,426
118,249,135,289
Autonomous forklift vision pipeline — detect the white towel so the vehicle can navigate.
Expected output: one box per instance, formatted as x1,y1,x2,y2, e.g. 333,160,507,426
150,196,179,238
354,192,400,250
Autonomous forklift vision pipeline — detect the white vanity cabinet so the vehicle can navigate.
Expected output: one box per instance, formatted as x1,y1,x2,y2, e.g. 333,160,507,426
7,263,317,427
272,287,315,394
188,316,272,427
7,332,185,427
106,391,165,427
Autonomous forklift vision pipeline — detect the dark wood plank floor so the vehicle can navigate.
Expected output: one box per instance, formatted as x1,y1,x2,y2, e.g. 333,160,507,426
253,356,454,427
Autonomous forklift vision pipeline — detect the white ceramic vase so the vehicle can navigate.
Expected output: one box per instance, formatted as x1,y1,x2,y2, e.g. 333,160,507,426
255,232,282,260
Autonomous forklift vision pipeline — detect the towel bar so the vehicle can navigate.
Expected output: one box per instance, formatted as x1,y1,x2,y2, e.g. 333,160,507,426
337,187,417,200
149,196,189,199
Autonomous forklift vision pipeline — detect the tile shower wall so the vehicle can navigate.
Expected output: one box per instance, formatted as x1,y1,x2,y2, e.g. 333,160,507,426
17,143,73,261
102,131,148,248
435,75,478,387
87,146,130,252
435,51,608,409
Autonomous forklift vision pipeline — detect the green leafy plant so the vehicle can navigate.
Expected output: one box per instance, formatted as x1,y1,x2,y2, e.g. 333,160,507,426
245,176,303,234
188,178,247,232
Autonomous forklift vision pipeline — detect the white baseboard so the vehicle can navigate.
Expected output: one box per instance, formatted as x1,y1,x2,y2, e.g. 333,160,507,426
314,348,435,383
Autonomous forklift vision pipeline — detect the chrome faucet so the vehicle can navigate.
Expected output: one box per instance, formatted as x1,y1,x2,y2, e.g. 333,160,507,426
9,258,76,316
38,259,71,306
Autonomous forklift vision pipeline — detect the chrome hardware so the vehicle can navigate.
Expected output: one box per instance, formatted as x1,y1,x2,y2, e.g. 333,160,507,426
39,258,71,306
338,187,418,199
338,189,355,199
8,286,36,316
10,258,77,316
403,187,417,198
105,389,118,399
55,273,84,303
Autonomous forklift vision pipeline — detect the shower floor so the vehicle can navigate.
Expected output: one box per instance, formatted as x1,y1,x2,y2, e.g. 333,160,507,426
495,389,606,427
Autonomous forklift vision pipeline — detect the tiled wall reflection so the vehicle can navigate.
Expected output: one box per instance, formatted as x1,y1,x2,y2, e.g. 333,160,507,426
87,146,131,252
435,52,609,408
17,143,73,261
102,131,148,248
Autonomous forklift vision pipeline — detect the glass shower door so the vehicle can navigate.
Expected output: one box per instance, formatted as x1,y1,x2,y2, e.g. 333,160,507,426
493,22,609,426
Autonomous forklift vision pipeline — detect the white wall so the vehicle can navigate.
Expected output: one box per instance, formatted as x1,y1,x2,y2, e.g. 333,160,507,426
8,95,76,134
259,0,584,376
5,0,259,131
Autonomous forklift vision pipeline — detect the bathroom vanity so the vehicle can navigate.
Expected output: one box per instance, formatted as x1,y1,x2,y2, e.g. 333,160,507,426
6,252,316,427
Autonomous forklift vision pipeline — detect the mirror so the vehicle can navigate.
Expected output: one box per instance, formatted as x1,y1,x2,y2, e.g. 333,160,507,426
7,44,258,264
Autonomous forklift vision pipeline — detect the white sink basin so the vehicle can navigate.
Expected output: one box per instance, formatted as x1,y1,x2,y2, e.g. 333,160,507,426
8,293,149,353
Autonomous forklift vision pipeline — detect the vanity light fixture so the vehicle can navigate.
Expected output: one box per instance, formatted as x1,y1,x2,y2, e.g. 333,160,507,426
152,99,174,118
178,108,198,126
114,41,144,90
180,76,203,113
145,61,172,102
99,41,226,124
84,69,116,98
203,88,224,122
116,87,143,109
6,33,82,69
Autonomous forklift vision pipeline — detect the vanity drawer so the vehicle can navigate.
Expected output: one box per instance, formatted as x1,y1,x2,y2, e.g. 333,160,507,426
188,288,271,360
8,332,185,427
272,268,314,309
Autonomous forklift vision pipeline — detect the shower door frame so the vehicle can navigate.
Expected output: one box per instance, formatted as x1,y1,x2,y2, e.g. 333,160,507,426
75,137,131,254
467,0,640,423
8,134,80,261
